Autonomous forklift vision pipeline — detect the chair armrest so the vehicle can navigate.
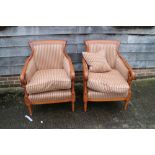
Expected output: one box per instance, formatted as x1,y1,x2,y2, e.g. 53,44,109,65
63,52,75,81
82,58,88,81
20,55,36,86
117,52,136,81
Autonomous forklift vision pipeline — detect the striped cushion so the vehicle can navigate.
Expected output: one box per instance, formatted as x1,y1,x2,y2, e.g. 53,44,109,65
29,90,71,102
115,56,128,80
87,69,129,94
82,51,112,73
33,43,65,70
88,89,128,99
26,57,37,82
86,41,119,68
26,69,71,94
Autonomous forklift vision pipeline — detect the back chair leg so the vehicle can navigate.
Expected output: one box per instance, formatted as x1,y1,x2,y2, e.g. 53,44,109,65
124,100,129,110
84,101,87,112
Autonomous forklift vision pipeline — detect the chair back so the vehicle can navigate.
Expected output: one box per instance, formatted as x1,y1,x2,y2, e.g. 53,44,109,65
85,40,120,68
29,40,66,70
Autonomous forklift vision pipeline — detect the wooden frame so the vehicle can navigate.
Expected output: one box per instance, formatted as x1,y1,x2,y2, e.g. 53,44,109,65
20,40,75,115
83,40,135,112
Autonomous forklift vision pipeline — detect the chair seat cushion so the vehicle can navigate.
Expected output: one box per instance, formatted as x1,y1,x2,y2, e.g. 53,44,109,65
26,69,71,94
88,89,128,99
87,69,129,94
29,90,71,103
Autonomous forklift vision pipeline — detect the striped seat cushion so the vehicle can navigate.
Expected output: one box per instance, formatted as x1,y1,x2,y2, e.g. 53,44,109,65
26,69,71,94
87,69,129,94
82,51,112,73
29,90,71,102
88,89,128,99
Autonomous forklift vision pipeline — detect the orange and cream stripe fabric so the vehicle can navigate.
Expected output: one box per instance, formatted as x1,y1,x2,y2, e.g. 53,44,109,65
82,51,112,72
87,69,129,94
26,57,37,82
33,43,65,70
29,90,71,102
63,56,70,78
88,89,128,99
115,56,129,80
86,41,119,68
26,69,71,94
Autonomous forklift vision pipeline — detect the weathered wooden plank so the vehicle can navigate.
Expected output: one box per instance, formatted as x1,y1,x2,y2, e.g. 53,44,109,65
129,61,155,68
0,34,128,47
0,47,30,57
120,44,155,53
121,52,155,61
128,35,155,43
0,26,155,37
0,57,27,66
0,66,23,75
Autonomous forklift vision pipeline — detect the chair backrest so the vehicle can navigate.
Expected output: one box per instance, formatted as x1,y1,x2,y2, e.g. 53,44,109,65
29,40,66,70
85,40,120,68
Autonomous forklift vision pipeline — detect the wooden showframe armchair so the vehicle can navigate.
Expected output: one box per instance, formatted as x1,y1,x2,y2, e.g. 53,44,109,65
82,40,135,112
20,40,75,115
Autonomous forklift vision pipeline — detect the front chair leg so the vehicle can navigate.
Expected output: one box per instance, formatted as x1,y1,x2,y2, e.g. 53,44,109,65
27,104,32,116
72,101,75,112
124,100,130,110
84,101,87,112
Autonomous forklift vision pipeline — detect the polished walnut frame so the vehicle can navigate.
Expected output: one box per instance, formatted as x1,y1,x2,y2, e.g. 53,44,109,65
20,40,75,115
82,40,136,112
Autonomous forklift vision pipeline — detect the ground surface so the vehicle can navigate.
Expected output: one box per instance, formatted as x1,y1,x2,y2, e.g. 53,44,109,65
0,78,155,129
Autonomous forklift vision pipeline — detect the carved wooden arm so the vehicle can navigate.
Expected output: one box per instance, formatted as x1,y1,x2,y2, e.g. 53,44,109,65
20,56,32,86
117,51,136,81
63,51,75,81
82,58,88,81
20,53,37,87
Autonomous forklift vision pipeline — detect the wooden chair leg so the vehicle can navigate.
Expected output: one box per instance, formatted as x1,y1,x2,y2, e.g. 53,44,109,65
72,101,75,112
124,100,129,110
27,104,32,116
84,101,87,112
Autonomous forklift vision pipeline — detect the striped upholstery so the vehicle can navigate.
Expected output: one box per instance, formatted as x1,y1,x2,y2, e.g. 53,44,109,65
63,56,70,78
115,56,129,80
29,90,71,102
26,69,71,94
26,57,37,82
32,43,65,70
82,51,112,72
88,89,128,99
86,41,119,68
87,69,129,94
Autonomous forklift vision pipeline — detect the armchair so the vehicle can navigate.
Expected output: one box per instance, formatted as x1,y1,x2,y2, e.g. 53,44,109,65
83,40,135,112
20,40,75,115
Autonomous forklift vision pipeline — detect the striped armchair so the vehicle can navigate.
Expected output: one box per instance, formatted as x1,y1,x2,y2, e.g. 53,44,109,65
20,40,75,115
83,40,135,112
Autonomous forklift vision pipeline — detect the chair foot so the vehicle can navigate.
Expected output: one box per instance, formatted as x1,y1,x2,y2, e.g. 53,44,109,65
84,101,87,112
124,100,129,110
27,104,32,116
72,101,75,112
